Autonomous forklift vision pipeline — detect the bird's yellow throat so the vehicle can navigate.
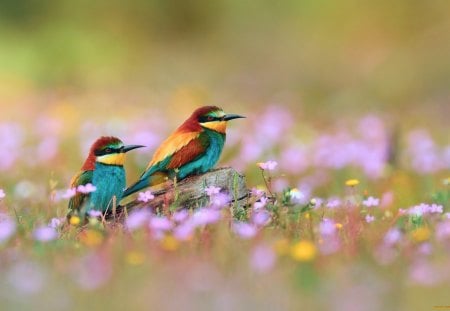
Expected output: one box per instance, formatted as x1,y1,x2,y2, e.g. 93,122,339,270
97,153,126,166
200,121,227,133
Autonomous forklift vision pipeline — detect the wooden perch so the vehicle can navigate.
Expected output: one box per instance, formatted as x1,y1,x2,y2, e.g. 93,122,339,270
109,167,249,219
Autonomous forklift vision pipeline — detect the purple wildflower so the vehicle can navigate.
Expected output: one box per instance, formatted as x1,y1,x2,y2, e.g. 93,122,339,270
209,192,231,209
254,196,268,210
233,222,257,239
408,203,443,216
172,209,189,223
88,210,103,218
289,188,308,205
251,188,265,198
33,226,58,242
77,183,97,194
319,219,336,236
362,196,380,207
326,198,341,209
125,209,152,231
0,214,16,243
251,210,271,227
435,221,450,241
365,214,375,223
205,185,221,196
383,228,402,246
61,188,77,199
173,222,195,241
137,190,154,203
149,216,173,231
250,244,276,273
257,160,278,171
191,208,221,226
49,217,63,229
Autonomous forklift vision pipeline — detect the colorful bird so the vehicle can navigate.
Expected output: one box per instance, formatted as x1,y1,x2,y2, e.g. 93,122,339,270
68,136,144,218
123,106,245,197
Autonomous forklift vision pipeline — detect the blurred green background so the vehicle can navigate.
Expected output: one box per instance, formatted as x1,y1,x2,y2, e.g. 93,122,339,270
0,0,449,123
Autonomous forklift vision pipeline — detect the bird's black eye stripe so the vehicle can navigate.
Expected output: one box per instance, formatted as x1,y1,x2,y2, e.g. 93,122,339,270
94,147,120,156
199,115,220,123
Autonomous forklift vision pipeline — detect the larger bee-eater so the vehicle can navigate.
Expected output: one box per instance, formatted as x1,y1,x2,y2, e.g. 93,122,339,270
123,106,245,197
68,136,144,217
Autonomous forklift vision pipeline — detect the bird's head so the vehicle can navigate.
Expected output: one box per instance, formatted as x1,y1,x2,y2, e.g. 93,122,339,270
191,106,245,134
82,136,144,169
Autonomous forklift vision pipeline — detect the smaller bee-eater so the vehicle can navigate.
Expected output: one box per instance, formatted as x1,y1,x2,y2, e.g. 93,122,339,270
123,106,245,197
67,136,144,218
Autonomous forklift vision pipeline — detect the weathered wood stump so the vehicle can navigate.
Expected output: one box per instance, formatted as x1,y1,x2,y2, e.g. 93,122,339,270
109,167,249,219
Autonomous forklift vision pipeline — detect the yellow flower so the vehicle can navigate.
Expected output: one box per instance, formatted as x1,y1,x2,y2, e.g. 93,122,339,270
304,212,310,219
69,216,81,226
345,179,360,187
160,235,179,251
335,223,343,229
273,239,290,255
411,227,431,242
290,240,317,262
80,229,103,247
126,251,145,265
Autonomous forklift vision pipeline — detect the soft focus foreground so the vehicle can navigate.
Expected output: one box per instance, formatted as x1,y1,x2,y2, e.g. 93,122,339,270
0,1,449,311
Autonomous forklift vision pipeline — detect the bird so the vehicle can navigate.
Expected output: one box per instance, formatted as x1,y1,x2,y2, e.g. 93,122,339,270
123,106,245,197
67,136,144,218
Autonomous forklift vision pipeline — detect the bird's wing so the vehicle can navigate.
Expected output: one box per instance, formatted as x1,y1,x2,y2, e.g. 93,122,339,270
68,170,93,213
124,132,209,197
146,131,201,170
167,133,210,169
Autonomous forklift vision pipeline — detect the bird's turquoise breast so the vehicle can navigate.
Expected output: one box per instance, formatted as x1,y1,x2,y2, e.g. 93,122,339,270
178,130,225,179
87,163,126,213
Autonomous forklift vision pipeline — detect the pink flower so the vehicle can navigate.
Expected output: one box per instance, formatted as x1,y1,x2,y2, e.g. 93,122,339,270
257,160,278,171
173,222,195,241
319,219,336,236
0,214,16,243
125,209,152,231
77,183,97,194
251,188,265,198
137,190,154,203
253,196,268,210
61,188,77,199
209,192,231,209
205,186,221,196
172,209,189,223
435,221,450,241
49,217,63,228
365,214,375,223
88,210,103,218
250,244,276,273
0,188,5,199
233,222,257,239
383,228,402,246
33,226,58,242
149,216,173,231
362,196,379,207
251,210,271,227
326,198,341,209
191,208,221,226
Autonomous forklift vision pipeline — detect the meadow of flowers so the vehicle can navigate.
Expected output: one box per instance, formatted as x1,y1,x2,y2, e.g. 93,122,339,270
0,102,448,310
1,1,449,310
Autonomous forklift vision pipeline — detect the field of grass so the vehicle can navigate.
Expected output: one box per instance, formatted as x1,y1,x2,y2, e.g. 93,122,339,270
0,1,449,310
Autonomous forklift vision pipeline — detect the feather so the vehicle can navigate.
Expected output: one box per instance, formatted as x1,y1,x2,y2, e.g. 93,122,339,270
68,170,93,213
147,131,200,169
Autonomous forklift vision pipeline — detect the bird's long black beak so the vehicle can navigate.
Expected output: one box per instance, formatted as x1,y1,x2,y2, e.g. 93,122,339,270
123,145,145,153
223,113,245,121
